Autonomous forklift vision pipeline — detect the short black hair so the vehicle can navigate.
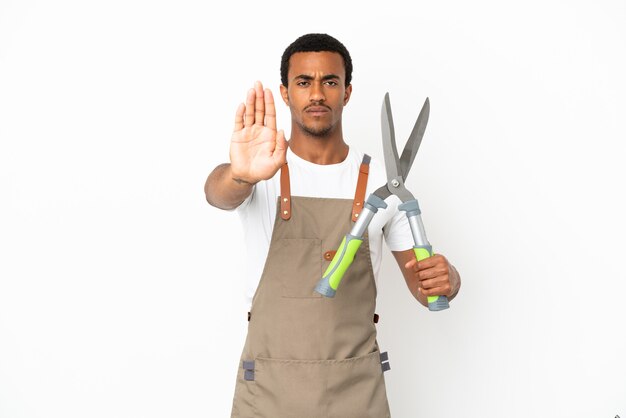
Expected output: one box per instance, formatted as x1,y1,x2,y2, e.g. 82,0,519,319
280,33,353,87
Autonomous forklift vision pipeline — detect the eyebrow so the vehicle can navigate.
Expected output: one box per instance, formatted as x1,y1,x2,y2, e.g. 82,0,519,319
293,74,341,81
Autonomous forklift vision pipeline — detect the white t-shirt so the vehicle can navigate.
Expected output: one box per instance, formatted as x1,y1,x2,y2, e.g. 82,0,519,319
236,146,415,308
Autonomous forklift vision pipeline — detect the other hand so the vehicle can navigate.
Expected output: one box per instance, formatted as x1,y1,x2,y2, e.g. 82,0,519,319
404,254,460,298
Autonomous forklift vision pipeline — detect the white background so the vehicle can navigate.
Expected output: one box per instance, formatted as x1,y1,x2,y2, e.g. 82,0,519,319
1,0,625,417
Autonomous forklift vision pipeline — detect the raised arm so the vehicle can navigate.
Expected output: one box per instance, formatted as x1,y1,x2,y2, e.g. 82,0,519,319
205,81,288,210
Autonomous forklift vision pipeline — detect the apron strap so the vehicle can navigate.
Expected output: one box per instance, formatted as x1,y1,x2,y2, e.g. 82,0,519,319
279,153,371,222
280,162,291,220
351,154,371,222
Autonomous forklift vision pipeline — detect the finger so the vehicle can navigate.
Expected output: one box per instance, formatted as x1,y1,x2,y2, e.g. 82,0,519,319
418,266,447,281
404,258,417,271
254,81,265,126
234,103,245,132
244,88,255,127
417,254,448,271
415,255,440,270
419,284,452,297
419,276,449,290
264,88,277,130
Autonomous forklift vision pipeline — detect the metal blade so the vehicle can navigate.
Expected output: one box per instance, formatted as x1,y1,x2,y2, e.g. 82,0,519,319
372,184,392,201
381,92,401,182
399,97,430,179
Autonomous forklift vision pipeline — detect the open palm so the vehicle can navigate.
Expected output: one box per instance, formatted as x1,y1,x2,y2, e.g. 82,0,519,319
230,81,287,183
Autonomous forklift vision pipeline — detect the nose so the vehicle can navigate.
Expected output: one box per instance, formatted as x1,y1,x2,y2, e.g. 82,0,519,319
309,81,326,102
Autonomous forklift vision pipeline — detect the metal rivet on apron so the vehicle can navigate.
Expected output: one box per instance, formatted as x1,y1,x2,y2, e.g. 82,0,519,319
355,213,359,217
283,210,289,215
356,202,361,206
283,197,288,202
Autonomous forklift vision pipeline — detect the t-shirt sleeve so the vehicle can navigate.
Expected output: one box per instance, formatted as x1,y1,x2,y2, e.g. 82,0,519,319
233,185,255,212
220,183,256,213
382,205,416,251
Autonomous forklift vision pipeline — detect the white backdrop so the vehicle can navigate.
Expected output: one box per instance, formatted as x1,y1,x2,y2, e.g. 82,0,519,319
1,0,625,417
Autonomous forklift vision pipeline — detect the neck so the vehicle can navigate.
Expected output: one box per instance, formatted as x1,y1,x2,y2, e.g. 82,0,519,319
288,134,349,165
288,121,349,165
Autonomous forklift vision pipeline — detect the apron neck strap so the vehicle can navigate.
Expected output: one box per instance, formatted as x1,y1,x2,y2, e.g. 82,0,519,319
352,154,370,222
278,154,371,222
280,162,291,220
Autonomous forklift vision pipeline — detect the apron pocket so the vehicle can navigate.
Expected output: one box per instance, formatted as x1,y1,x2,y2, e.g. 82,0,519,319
277,238,322,298
326,350,391,418
253,350,390,418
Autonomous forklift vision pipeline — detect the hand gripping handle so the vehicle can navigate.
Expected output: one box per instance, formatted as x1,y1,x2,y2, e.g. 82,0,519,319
413,245,450,311
399,199,449,311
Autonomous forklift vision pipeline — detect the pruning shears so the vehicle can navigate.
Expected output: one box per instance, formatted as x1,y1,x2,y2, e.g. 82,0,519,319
314,93,449,311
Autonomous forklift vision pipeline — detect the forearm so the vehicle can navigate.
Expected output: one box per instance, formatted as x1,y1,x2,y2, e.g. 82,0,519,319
204,163,255,210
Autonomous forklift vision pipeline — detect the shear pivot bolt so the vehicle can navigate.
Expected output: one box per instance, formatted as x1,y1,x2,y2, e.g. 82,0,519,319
391,179,400,187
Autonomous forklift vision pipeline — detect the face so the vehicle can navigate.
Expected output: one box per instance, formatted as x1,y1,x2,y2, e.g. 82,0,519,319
280,51,352,138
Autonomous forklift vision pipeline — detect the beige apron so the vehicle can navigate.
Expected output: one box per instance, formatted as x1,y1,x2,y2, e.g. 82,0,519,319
230,156,391,418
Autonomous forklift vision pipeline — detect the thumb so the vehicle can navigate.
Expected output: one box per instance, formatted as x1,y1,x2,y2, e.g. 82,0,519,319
273,129,288,165
405,258,418,271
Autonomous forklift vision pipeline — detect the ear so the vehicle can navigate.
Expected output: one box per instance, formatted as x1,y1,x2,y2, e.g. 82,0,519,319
343,84,352,105
279,84,289,105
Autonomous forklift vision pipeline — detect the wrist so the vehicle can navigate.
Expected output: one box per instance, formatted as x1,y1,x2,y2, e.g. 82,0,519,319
229,164,258,186
231,176,257,186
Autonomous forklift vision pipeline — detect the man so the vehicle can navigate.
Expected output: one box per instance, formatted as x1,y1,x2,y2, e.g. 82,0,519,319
205,33,461,418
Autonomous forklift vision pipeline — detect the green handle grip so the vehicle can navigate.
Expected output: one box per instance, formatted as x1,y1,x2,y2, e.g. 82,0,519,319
414,246,450,311
314,234,363,297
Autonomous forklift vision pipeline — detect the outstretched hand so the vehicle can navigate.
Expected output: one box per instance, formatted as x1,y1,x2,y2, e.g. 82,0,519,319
230,81,288,184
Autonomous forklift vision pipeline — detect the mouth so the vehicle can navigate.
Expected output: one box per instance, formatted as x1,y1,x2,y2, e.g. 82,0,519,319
305,106,330,116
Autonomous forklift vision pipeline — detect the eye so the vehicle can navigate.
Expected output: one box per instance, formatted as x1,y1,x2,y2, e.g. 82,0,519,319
324,80,338,87
296,80,310,87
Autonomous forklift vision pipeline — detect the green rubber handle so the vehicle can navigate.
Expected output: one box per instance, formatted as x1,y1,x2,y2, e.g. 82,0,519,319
314,234,363,297
414,247,450,311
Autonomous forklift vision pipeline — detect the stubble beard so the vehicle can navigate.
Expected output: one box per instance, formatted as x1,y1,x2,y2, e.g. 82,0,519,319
296,120,333,138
